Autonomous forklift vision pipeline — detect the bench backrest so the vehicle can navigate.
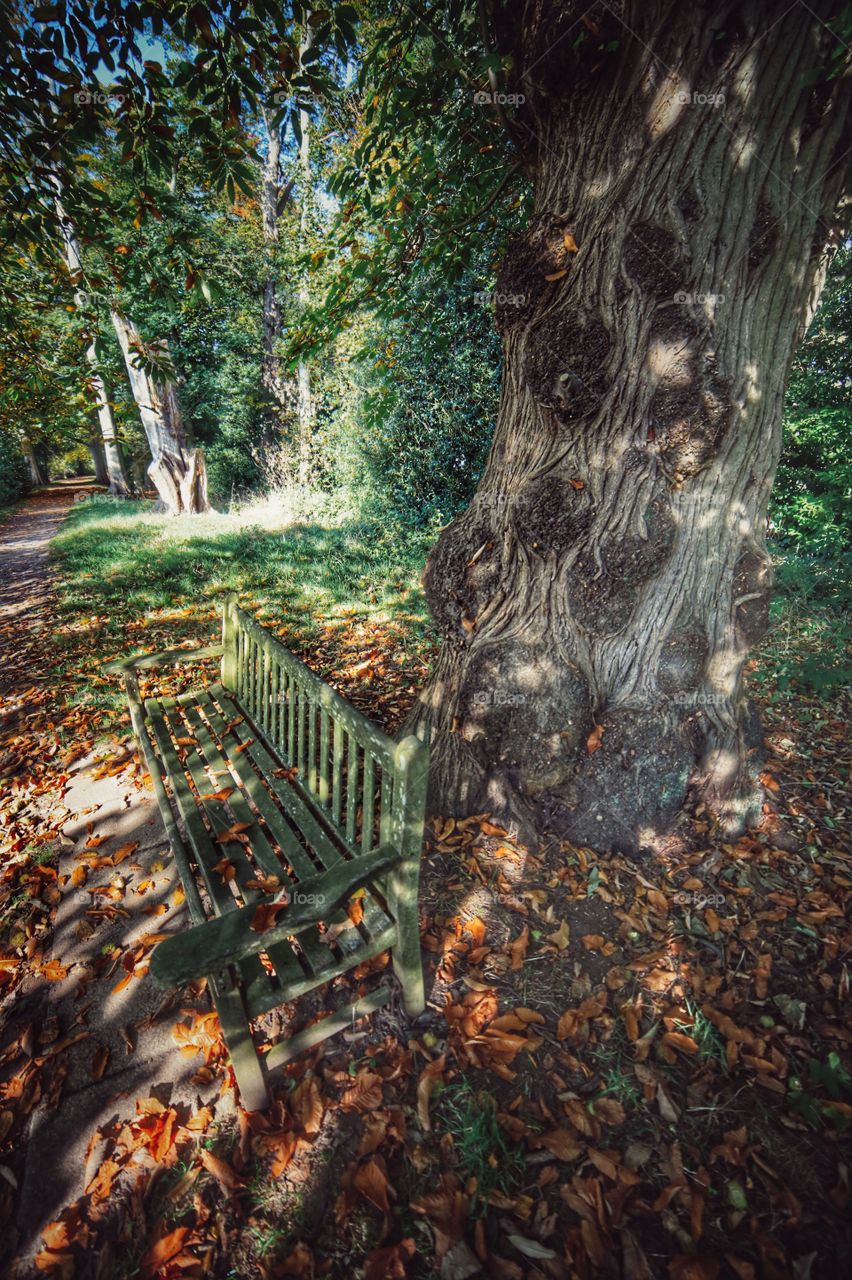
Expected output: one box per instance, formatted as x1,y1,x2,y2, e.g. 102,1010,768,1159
221,598,428,871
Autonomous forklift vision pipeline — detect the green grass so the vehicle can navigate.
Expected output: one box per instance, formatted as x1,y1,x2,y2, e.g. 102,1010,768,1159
51,494,434,635
48,494,437,713
435,1078,527,1207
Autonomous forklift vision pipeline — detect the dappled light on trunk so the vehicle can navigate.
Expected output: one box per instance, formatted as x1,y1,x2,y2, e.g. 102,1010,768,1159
409,3,849,854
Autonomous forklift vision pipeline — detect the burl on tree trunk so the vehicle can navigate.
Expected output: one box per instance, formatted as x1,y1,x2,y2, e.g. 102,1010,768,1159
409,1,850,853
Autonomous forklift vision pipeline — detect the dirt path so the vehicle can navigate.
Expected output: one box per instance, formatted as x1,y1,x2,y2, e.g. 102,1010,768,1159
0,483,95,696
0,485,224,1276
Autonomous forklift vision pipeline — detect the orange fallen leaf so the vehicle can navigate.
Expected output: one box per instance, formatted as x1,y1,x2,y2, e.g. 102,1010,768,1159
662,1031,699,1055
250,901,287,933
140,1226,191,1279
532,1129,584,1161
354,1158,392,1212
110,841,138,864
508,925,529,972
216,821,253,844
416,1054,446,1132
200,1148,243,1193
587,724,604,754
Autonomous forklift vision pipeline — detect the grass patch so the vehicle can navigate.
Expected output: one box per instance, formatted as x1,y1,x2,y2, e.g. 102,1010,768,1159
48,493,438,721
51,494,434,639
434,1078,527,1209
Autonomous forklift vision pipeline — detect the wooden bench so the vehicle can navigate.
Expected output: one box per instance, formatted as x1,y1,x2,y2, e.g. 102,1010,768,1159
111,596,429,1110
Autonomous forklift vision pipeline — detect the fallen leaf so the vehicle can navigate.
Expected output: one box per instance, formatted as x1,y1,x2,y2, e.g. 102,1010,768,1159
354,1158,392,1212
508,925,529,971
416,1054,446,1132
200,1148,243,1194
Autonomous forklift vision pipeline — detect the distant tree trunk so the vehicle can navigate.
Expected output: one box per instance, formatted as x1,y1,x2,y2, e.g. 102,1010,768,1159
22,439,48,488
260,104,293,423
88,436,108,486
52,194,132,498
110,311,210,516
409,1,850,853
296,33,314,489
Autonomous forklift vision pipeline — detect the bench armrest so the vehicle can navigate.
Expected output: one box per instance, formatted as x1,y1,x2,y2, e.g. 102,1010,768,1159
103,644,224,676
149,845,402,987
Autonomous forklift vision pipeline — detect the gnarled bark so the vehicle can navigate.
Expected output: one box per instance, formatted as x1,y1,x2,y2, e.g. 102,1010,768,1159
409,1,850,853
110,311,210,515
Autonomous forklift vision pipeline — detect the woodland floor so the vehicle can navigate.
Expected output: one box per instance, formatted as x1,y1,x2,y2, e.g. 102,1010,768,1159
0,487,850,1280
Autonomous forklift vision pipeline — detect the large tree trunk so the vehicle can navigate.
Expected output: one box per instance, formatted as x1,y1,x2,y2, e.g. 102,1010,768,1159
53,194,133,498
88,435,108,486
110,311,210,515
260,104,293,420
22,438,48,488
296,74,314,490
410,1,849,853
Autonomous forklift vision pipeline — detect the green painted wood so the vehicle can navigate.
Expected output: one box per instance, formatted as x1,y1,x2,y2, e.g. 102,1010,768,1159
379,769,393,847
144,699,269,996
346,733,358,846
271,657,281,750
297,682,306,776
230,605,395,770
186,691,338,983
209,684,393,953
286,672,296,763
307,691,317,797
171,697,310,992
361,751,375,854
104,643,223,676
150,844,402,986
221,594,238,690
332,718,344,827
123,674,206,927
387,734,429,1015
263,985,392,1073
153,695,294,1019
122,600,429,1104
245,929,396,1018
209,972,269,1111
319,705,330,808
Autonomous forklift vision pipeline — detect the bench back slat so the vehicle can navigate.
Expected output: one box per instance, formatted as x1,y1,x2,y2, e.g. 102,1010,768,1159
222,599,424,862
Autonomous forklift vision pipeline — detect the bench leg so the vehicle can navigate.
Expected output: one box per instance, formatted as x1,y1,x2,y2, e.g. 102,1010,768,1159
209,974,269,1112
392,906,425,1017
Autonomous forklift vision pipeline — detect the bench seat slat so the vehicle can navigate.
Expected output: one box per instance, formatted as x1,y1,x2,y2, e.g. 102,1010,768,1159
179,692,357,981
144,699,269,996
155,698,307,1007
195,687,390,964
208,684,394,947
171,697,329,986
